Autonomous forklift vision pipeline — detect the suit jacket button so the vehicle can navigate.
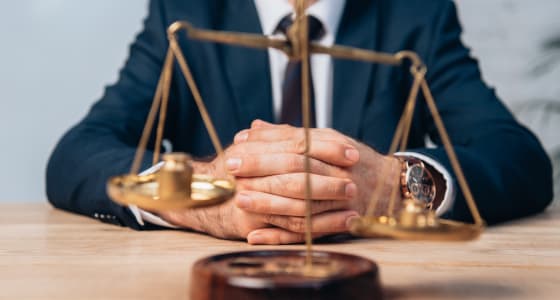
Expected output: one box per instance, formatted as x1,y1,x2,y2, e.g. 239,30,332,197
95,213,123,226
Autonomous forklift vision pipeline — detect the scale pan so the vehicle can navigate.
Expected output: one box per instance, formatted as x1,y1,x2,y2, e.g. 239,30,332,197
349,216,483,241
107,173,235,211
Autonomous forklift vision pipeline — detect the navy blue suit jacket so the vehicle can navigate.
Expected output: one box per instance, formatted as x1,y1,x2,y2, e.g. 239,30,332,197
46,0,553,229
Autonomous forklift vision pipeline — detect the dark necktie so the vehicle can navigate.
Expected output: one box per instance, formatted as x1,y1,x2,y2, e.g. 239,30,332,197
276,15,325,127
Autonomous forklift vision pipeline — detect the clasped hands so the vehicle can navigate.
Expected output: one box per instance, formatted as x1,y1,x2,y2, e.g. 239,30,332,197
159,120,400,244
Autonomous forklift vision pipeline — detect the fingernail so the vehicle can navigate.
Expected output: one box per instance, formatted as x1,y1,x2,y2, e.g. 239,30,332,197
248,232,265,244
234,130,249,143
345,148,359,162
236,192,251,209
226,158,242,172
345,215,360,230
345,182,357,198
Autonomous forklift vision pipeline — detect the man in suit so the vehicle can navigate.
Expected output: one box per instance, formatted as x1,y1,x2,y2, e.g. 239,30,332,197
46,0,553,244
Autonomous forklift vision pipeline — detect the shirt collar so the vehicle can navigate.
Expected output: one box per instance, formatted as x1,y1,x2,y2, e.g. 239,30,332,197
254,0,346,40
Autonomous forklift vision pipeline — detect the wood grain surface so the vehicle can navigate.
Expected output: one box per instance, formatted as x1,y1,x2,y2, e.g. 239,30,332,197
1,203,559,300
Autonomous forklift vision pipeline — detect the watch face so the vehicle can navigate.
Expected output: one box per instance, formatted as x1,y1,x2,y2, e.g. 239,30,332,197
406,164,436,205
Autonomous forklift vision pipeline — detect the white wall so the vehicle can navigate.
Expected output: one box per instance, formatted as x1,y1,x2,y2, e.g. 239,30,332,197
0,1,148,202
456,0,560,205
457,0,560,105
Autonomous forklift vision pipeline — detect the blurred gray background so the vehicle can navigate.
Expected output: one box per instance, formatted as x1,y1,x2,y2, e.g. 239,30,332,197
0,0,148,202
0,0,558,205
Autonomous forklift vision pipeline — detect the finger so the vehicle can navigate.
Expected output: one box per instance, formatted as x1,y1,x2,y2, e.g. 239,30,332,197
227,140,359,167
263,210,359,234
250,119,281,129
247,228,331,245
235,191,349,216
232,119,280,144
236,126,352,145
238,173,357,201
226,153,349,178
234,120,280,143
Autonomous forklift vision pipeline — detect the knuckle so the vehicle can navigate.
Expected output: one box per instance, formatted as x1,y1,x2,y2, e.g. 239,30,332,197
253,177,274,194
286,176,305,196
324,128,342,140
311,201,323,214
313,200,331,214
264,214,276,225
287,155,304,172
338,168,352,179
295,129,305,140
243,129,252,141
268,176,283,194
320,163,347,178
326,128,354,144
288,217,306,233
254,197,271,213
312,159,328,175
236,178,250,190
327,180,346,197
293,138,306,154
226,144,241,156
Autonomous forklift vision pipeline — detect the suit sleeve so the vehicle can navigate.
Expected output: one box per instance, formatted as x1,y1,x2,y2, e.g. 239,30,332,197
415,1,553,224
46,0,169,230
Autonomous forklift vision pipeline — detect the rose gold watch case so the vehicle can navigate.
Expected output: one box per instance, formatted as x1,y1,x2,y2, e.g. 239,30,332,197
400,157,437,208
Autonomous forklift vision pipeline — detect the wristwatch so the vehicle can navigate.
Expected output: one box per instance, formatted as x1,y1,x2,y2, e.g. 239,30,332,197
399,157,444,210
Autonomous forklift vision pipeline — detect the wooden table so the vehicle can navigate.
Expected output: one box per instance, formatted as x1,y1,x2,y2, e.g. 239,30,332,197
1,203,559,299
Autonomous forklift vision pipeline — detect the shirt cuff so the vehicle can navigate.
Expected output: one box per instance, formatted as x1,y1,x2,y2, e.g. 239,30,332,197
128,162,178,228
395,151,456,216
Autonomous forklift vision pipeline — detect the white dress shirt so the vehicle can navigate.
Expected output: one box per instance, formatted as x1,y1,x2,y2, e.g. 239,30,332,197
130,0,454,227
254,0,346,128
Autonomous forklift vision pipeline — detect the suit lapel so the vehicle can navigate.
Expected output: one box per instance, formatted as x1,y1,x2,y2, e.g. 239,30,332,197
220,1,274,128
332,0,379,138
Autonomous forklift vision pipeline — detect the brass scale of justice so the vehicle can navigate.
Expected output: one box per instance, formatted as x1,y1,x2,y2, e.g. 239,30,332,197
107,0,485,298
